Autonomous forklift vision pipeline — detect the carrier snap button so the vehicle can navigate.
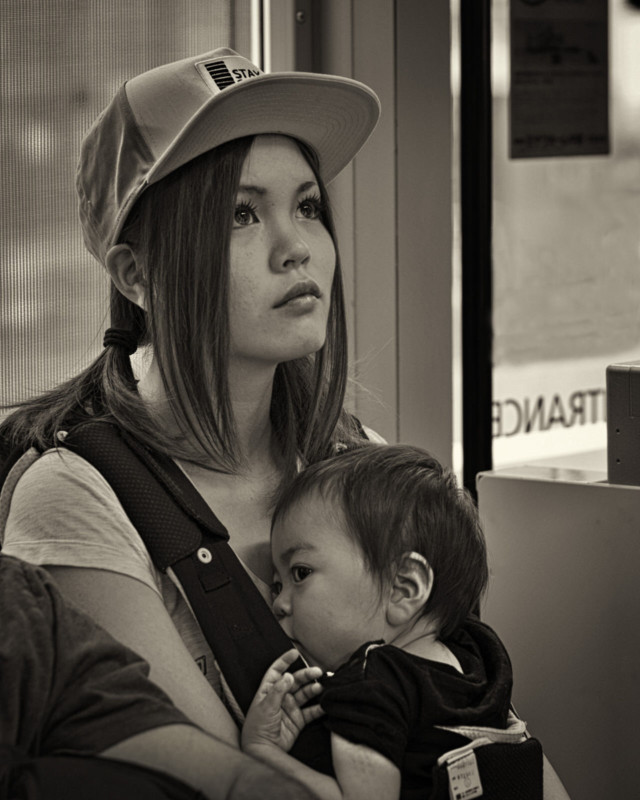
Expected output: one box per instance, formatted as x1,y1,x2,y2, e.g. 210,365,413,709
197,547,212,564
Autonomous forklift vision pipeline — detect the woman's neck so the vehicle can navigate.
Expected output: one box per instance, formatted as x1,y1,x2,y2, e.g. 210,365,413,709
228,365,278,472
137,355,279,472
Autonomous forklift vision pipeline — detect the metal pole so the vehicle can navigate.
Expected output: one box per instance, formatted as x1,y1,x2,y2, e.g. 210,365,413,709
460,0,493,497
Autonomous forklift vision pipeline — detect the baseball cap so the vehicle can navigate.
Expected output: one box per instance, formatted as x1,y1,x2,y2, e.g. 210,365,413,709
77,47,381,264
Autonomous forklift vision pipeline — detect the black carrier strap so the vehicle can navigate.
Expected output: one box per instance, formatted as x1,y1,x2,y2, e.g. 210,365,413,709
60,422,298,715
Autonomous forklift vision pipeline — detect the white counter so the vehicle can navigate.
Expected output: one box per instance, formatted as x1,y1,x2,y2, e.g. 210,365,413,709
478,453,639,800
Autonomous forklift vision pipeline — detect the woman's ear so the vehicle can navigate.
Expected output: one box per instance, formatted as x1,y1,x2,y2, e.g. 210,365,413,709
386,552,434,626
105,244,147,309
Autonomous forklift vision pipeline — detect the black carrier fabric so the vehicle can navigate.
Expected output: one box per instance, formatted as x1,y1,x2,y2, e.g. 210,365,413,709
59,422,300,715
430,737,544,800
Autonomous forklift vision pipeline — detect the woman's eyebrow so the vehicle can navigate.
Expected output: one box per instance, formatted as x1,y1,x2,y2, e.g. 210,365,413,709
297,180,318,194
237,184,266,195
237,180,318,196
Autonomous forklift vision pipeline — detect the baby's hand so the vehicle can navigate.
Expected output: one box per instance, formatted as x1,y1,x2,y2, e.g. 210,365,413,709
241,648,324,753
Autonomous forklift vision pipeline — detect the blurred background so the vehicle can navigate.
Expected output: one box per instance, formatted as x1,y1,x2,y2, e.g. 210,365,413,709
1,1,246,404
2,3,640,798
489,0,640,467
2,1,639,478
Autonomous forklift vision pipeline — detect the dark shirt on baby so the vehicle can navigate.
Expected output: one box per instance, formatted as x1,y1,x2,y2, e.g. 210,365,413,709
316,618,513,799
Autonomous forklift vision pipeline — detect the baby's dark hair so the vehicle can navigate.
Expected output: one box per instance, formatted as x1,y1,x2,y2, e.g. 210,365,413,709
272,443,488,639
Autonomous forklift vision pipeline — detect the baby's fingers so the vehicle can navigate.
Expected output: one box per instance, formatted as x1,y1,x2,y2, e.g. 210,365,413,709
292,677,323,707
258,648,302,689
283,692,325,724
268,648,303,676
259,672,295,713
301,702,325,725
290,665,323,690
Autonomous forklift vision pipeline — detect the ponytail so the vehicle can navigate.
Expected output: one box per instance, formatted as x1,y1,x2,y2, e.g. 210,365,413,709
0,285,148,455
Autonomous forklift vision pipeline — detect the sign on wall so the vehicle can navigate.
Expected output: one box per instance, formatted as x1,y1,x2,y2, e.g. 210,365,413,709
509,0,609,158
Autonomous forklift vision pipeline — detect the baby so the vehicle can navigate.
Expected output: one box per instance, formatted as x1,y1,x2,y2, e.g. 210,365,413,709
242,443,518,800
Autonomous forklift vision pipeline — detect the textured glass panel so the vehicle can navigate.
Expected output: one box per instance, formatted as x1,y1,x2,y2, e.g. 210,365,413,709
491,0,640,467
1,1,240,408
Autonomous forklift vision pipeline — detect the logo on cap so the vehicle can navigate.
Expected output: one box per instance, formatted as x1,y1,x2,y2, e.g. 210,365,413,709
205,60,236,90
196,56,263,95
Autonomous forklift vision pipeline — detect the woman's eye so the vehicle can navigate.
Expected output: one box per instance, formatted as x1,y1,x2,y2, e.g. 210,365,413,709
291,566,313,583
297,195,323,220
234,202,258,227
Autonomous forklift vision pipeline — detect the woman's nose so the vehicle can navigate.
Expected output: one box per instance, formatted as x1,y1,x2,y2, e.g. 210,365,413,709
270,223,311,272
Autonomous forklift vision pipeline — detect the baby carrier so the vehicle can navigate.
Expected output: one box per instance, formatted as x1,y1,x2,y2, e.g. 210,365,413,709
431,713,542,799
0,420,544,798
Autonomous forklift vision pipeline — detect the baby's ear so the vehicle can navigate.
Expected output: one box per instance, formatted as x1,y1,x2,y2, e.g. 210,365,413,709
386,552,434,626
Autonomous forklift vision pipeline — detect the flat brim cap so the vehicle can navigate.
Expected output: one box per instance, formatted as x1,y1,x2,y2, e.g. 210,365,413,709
77,48,381,264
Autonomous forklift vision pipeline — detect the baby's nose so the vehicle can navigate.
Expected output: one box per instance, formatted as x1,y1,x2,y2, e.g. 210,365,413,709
272,592,288,619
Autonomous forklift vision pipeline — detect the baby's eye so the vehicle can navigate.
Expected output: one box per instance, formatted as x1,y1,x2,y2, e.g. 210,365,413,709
234,201,259,227
291,565,313,583
271,580,283,598
297,195,323,220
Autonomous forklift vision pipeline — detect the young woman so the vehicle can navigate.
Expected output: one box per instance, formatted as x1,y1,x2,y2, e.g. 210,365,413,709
1,47,570,800
0,48,381,745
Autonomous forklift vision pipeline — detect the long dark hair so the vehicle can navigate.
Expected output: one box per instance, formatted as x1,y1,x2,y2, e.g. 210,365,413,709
1,135,361,486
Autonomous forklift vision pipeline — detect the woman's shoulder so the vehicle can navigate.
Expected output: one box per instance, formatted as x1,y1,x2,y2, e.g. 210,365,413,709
6,445,104,480
2,447,160,591
1,448,90,536
4,446,124,513
2,445,121,528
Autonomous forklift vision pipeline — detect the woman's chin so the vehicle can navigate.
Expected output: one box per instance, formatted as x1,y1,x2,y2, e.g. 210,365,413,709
279,338,327,364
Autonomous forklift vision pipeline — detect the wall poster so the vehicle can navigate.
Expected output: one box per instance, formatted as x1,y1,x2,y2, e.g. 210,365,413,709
509,0,609,158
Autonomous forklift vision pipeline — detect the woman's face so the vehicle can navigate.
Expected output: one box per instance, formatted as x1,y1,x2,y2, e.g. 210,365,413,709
228,135,336,368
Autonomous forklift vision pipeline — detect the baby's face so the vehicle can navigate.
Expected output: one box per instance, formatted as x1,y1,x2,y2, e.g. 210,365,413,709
271,491,389,672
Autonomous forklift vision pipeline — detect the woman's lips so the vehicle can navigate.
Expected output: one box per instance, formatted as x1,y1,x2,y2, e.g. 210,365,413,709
274,279,322,308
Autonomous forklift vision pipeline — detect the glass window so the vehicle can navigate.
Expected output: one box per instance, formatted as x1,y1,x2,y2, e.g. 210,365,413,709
1,1,254,410
491,0,640,468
